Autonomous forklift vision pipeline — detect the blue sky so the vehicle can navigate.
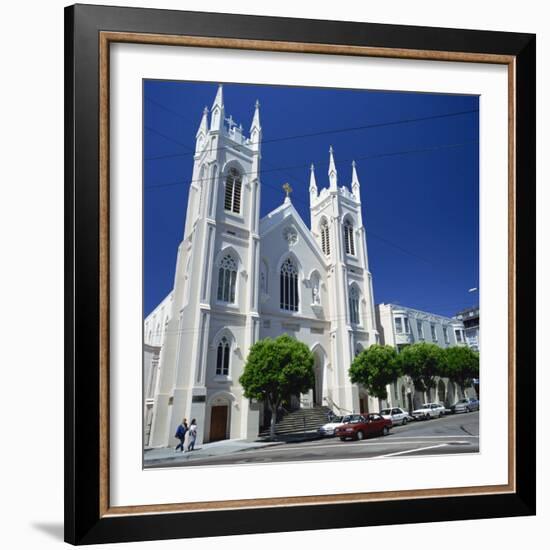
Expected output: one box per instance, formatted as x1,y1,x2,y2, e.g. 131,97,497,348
144,80,479,318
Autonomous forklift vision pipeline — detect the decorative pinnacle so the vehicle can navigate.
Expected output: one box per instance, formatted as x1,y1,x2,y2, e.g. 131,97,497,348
255,99,260,108
203,106,208,114
282,182,293,198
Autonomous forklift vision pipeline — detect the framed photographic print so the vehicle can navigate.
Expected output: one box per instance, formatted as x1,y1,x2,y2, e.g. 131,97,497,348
64,3,536,545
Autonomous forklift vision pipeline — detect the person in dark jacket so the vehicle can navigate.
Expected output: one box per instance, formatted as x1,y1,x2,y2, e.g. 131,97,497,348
174,418,188,452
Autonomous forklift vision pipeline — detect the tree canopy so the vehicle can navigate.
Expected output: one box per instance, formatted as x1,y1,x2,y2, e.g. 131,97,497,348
398,342,446,393
239,334,315,438
442,345,479,392
349,344,401,399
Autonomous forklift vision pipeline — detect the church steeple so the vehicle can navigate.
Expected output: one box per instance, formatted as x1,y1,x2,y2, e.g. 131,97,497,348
210,84,224,131
351,160,360,200
196,106,208,136
309,163,318,201
250,99,262,149
195,106,209,154
328,145,338,190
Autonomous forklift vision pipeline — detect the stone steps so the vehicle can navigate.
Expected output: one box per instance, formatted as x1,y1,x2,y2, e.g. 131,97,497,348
259,406,332,436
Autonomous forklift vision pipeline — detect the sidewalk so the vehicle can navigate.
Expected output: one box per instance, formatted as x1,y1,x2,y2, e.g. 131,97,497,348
144,431,322,466
144,438,282,466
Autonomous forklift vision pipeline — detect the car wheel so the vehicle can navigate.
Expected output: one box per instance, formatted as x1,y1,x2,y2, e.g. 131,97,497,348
466,407,471,413
439,412,443,418
339,437,346,441
402,417,408,425
382,426,390,436
356,431,364,441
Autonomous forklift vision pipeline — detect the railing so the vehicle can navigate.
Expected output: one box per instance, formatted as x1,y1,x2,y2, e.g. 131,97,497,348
324,396,353,415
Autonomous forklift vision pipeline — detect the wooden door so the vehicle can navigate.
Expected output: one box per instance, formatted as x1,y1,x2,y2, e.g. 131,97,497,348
210,405,228,442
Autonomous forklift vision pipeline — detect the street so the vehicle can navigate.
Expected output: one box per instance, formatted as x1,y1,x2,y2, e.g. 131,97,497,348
145,411,479,468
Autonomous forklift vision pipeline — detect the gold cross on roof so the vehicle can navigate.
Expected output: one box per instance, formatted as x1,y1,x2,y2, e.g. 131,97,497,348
282,182,293,197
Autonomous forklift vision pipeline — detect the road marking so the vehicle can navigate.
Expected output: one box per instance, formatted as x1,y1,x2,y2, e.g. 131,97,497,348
377,443,449,458
382,435,479,440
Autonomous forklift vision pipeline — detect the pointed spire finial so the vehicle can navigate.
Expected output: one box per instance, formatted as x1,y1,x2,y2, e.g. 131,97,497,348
250,98,262,148
328,145,338,190
309,163,318,195
196,104,209,139
351,160,360,199
213,84,224,108
210,85,224,131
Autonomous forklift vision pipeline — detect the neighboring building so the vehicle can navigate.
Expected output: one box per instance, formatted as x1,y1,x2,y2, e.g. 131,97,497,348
376,303,474,410
145,86,380,448
377,303,466,351
454,306,480,351
143,343,161,447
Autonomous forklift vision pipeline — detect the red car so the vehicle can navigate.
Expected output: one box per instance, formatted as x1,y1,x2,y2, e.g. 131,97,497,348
335,413,392,441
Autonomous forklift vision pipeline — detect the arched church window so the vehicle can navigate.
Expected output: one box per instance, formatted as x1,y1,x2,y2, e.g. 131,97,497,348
320,219,330,256
280,258,299,312
217,254,237,303
343,219,356,256
216,336,231,376
224,168,242,214
349,285,360,325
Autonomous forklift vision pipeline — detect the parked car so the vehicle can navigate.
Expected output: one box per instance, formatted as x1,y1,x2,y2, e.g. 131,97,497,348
380,407,412,425
335,413,392,441
450,398,480,413
318,416,345,437
412,402,446,420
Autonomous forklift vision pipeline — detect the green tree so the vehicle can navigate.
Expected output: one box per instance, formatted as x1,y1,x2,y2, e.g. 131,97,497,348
349,344,401,400
398,342,446,399
239,334,315,439
442,346,479,395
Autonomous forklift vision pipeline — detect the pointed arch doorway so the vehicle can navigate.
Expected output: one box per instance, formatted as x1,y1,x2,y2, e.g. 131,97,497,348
311,345,327,407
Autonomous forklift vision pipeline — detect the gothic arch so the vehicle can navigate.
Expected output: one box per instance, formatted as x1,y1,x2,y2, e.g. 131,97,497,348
214,245,243,268
210,326,237,349
342,213,357,256
205,390,236,443
348,282,362,325
310,343,328,407
276,250,302,276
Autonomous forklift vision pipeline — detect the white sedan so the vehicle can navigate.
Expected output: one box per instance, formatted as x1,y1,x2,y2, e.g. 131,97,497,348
380,407,412,425
412,402,446,420
318,416,346,437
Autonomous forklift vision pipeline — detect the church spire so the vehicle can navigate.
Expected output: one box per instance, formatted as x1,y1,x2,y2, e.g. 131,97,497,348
309,163,318,201
250,99,262,149
196,106,209,137
328,145,338,190
351,160,360,200
210,84,224,131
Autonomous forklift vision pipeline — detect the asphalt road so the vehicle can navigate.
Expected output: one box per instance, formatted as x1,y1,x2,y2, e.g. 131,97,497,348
153,411,479,468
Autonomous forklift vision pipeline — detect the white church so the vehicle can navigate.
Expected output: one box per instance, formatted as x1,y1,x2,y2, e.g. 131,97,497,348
143,85,471,448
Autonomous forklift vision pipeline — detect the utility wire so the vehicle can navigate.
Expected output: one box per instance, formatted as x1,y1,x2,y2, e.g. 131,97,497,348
144,107,478,161
144,139,478,191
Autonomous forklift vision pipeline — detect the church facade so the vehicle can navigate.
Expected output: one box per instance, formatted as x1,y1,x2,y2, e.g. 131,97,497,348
145,85,381,447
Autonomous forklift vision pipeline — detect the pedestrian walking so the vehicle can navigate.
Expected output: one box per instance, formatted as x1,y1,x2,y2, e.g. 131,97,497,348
174,418,188,452
187,418,198,451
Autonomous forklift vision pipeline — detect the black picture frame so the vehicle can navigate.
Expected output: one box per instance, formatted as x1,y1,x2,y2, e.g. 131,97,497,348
65,3,536,545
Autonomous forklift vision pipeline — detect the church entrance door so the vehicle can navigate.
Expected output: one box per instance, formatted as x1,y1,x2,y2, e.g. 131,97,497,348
210,405,228,442
313,352,324,406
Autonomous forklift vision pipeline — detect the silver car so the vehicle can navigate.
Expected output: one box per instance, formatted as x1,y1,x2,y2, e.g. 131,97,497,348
450,398,479,413
380,407,412,425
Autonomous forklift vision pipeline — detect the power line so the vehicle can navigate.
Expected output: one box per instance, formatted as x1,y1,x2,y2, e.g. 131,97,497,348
144,108,478,161
144,138,478,191
144,125,195,153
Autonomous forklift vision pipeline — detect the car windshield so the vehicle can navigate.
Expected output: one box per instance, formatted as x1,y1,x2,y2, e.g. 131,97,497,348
380,409,391,415
329,417,343,423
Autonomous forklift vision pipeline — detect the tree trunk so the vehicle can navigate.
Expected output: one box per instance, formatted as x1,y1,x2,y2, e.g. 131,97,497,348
269,403,277,440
